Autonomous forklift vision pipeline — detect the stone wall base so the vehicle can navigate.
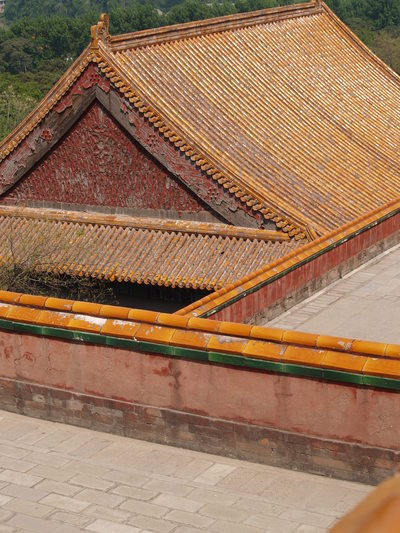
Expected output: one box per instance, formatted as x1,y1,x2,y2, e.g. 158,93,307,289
1,377,396,485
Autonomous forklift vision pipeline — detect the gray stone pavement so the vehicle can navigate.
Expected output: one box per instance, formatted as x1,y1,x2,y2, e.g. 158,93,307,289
265,243,400,344
0,409,372,533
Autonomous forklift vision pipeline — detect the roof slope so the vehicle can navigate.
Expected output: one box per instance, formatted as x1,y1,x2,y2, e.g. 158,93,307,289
100,1,400,234
0,207,300,290
2,1,400,236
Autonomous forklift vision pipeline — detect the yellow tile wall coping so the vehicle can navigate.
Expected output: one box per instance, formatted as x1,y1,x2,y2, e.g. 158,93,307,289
0,291,400,381
176,196,400,318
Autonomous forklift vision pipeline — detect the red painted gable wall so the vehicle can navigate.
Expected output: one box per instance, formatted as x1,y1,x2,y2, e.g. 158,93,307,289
1,102,215,219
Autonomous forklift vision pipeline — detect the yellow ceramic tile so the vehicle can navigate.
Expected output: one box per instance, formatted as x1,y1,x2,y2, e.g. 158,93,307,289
0,291,21,304
316,335,353,352
207,334,245,355
187,317,221,333
157,313,190,329
19,294,48,308
282,345,325,367
352,340,387,357
99,305,131,319
135,323,175,344
322,351,367,373
243,339,284,360
101,319,140,338
218,321,253,338
7,306,41,324
363,358,400,379
72,301,102,316
128,309,159,324
45,297,75,312
282,330,318,347
170,328,210,349
251,325,284,343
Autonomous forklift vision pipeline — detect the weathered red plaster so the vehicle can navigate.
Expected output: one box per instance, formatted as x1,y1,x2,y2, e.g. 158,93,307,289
54,63,109,114
0,329,398,451
1,102,209,215
1,63,269,227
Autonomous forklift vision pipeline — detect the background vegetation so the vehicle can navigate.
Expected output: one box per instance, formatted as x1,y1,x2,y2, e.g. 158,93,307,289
1,0,400,140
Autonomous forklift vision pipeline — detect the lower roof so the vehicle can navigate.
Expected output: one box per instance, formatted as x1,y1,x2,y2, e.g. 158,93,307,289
0,206,301,290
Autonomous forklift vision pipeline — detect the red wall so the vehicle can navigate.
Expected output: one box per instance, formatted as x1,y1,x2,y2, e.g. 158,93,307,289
208,211,400,323
0,328,399,451
0,102,209,216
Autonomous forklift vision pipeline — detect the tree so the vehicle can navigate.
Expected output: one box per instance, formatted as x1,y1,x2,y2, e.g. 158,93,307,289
0,218,116,303
370,28,400,72
0,85,36,139
0,38,36,74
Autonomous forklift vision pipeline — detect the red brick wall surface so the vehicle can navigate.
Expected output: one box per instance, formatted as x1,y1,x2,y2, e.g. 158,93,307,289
0,328,399,452
1,102,208,216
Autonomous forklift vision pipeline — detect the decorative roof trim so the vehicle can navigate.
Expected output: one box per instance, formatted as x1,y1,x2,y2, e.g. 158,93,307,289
0,48,94,163
94,43,308,239
90,13,110,50
0,205,290,242
110,0,322,51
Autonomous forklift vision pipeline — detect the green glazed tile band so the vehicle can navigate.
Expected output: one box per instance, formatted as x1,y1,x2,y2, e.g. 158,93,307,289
0,318,399,391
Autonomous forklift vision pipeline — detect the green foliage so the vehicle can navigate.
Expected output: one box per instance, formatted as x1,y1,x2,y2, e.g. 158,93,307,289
326,0,400,28
0,84,36,139
109,4,162,33
370,27,400,72
0,37,36,73
366,0,400,29
9,14,99,61
0,66,64,140
5,0,102,20
0,0,400,143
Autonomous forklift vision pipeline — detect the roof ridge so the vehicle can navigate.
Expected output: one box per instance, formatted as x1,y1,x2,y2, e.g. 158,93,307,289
109,1,322,51
0,205,290,242
323,3,400,88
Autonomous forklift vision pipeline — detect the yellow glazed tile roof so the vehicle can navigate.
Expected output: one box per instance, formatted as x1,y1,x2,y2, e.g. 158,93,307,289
0,206,300,290
99,1,400,235
3,2,400,239
178,196,400,316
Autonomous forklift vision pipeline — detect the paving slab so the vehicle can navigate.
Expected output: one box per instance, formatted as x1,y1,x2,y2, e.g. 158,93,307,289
0,410,372,532
265,243,400,343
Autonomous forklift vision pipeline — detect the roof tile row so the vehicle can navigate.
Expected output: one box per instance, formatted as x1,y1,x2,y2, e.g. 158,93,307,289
0,206,299,290
0,299,400,380
178,196,400,316
1,290,399,365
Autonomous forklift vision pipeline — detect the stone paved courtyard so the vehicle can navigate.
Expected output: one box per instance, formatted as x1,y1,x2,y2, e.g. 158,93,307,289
266,243,400,344
0,410,372,533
